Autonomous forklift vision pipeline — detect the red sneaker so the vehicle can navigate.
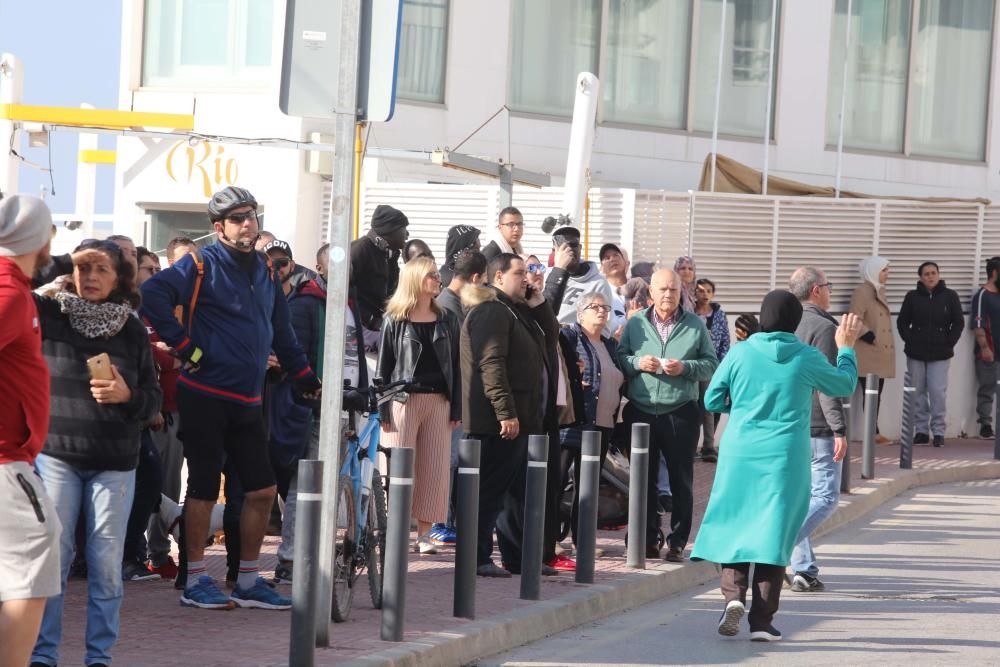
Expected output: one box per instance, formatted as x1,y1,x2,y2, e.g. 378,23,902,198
545,554,576,572
149,557,179,580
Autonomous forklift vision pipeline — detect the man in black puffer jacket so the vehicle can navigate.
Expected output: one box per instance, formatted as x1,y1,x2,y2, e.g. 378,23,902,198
897,261,964,447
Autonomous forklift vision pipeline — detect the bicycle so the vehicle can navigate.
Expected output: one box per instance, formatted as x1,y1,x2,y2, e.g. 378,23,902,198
331,377,413,623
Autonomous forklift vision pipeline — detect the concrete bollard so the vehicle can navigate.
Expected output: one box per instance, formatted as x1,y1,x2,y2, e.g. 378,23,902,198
862,373,879,479
520,434,549,601
899,371,916,469
575,430,601,584
626,423,650,569
453,439,481,620
840,401,852,493
289,460,324,667
381,448,415,642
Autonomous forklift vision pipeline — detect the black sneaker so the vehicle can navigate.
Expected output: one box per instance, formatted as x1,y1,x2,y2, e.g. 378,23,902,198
272,561,293,585
980,424,995,439
790,572,825,592
750,625,782,641
122,560,161,582
913,432,929,445
932,435,944,448
645,544,661,559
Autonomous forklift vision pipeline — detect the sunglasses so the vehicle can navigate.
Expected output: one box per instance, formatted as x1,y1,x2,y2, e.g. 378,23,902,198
527,263,547,274
271,258,291,269
77,239,123,257
225,210,258,224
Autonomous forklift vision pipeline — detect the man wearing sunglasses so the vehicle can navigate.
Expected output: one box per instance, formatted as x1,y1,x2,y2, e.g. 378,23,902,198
263,239,300,298
141,186,320,612
543,225,616,338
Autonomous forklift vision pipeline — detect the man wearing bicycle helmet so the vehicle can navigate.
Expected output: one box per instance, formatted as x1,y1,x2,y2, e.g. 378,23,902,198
141,186,321,611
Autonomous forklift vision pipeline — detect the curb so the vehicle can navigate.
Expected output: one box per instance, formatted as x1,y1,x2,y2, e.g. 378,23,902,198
342,460,1000,667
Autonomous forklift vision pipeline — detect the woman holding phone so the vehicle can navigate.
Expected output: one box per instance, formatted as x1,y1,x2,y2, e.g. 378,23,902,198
29,239,161,667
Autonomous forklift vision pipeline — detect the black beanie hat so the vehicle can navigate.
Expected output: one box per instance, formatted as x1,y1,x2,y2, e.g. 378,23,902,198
444,225,481,267
371,205,409,235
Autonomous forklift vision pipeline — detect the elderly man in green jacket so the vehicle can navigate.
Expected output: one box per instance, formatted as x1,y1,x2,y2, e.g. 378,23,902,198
618,268,719,562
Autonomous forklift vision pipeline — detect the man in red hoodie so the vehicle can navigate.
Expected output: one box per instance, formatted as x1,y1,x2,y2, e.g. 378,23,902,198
0,194,61,667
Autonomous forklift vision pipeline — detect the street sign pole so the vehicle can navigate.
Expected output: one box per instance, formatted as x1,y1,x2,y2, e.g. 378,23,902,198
313,0,362,646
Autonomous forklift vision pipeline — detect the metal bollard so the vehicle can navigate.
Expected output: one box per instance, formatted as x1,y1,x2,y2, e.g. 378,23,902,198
576,430,602,584
453,439,481,619
289,460,324,667
626,423,650,569
840,400,852,493
861,373,879,479
381,447,415,642
520,434,549,601
899,371,916,469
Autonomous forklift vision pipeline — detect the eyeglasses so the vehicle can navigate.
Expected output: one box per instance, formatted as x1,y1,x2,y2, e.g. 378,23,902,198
817,282,834,291
426,271,441,281
225,210,258,224
499,222,524,229
527,263,546,274
584,304,611,313
272,258,291,269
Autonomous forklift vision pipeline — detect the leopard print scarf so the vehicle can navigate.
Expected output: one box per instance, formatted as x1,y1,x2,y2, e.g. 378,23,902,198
54,292,132,339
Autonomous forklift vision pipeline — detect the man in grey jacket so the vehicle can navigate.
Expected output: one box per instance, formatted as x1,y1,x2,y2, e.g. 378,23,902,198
788,266,846,592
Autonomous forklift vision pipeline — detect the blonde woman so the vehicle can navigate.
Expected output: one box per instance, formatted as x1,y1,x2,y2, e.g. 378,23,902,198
850,256,895,444
377,257,462,553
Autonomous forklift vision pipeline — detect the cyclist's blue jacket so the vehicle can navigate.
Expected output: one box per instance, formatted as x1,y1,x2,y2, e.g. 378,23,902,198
140,242,313,406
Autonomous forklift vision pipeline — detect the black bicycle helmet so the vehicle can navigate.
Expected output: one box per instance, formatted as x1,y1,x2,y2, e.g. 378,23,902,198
207,186,258,222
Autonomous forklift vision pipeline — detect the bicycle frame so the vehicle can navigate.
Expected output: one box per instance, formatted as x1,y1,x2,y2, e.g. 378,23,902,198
340,410,382,553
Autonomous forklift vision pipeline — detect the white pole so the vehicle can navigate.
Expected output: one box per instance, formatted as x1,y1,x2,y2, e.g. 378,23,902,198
834,0,853,198
562,72,600,224
709,0,728,192
761,0,778,195
0,53,24,197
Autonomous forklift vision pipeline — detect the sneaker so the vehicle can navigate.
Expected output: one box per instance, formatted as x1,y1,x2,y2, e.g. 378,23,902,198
664,545,685,563
645,544,661,559
180,575,235,610
790,572,825,592
414,534,438,555
231,576,292,610
476,562,512,578
750,625,782,641
980,424,994,439
148,557,178,580
272,561,293,585
932,435,944,448
545,554,576,572
913,432,929,445
429,523,457,546
717,599,745,636
122,560,161,582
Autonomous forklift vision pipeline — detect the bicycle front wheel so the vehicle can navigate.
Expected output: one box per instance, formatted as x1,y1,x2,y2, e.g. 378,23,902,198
331,474,356,623
367,469,388,609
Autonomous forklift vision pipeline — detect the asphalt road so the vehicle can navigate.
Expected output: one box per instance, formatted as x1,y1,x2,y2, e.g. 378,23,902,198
480,479,1000,666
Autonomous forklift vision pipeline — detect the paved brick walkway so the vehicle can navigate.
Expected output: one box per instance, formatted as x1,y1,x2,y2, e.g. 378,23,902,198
50,438,997,666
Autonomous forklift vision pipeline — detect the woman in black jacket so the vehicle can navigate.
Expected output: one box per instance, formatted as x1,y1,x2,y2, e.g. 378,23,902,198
377,256,461,554
559,292,625,548
896,261,964,447
31,239,161,667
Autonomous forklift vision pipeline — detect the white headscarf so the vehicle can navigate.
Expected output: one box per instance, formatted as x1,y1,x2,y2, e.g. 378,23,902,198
859,256,889,289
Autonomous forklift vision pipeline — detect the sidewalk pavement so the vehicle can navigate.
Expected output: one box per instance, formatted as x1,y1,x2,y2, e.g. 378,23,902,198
52,438,1000,667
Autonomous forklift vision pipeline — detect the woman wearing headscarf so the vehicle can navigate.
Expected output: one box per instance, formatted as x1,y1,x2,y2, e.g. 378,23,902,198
673,256,697,313
850,256,895,444
691,291,861,642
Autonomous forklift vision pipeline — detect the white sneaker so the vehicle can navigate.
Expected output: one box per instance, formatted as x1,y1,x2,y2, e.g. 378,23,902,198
717,599,745,636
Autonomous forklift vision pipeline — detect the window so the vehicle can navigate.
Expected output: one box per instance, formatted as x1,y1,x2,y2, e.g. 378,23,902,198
510,0,601,116
602,0,692,128
510,0,780,139
827,0,995,161
692,0,780,137
396,0,449,103
142,0,274,88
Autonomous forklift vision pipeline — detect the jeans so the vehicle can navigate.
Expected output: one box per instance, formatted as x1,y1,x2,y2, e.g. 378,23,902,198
790,437,841,578
975,357,997,427
32,454,136,667
908,358,950,437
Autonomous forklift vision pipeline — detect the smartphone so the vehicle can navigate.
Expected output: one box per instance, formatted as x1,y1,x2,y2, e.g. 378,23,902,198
86,353,115,381
525,285,536,301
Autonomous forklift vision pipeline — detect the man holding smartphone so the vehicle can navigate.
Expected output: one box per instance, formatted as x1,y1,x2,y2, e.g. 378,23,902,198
141,186,321,611
0,194,62,666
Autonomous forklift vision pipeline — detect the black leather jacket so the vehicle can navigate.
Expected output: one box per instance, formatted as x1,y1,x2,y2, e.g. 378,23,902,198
376,310,462,423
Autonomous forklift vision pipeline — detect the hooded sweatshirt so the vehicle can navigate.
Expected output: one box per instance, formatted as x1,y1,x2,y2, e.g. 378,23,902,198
545,261,616,337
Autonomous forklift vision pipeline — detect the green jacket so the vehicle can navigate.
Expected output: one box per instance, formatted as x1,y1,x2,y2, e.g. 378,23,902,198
617,307,719,414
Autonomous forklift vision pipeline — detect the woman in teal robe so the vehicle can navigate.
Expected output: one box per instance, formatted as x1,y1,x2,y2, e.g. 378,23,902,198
691,290,860,641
